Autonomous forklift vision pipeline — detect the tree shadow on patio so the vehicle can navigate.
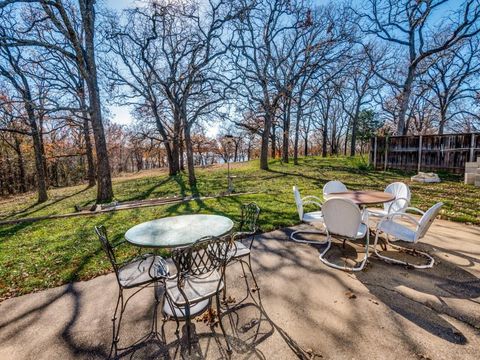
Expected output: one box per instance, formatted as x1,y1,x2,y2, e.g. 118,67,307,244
279,225,480,346
113,294,312,359
355,239,480,345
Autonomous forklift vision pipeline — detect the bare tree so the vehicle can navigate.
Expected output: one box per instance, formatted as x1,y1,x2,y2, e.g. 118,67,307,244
0,0,114,202
358,0,480,135
0,37,49,202
423,37,480,134
105,0,236,190
230,0,307,170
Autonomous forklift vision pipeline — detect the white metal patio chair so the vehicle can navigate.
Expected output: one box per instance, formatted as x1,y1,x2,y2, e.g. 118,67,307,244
322,180,347,198
319,198,369,272
290,186,326,244
373,202,443,269
368,182,411,218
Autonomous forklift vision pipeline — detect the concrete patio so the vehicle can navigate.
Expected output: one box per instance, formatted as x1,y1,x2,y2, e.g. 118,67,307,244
1,218,479,359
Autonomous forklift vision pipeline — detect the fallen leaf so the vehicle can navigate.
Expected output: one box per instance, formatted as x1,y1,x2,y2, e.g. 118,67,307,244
345,291,356,299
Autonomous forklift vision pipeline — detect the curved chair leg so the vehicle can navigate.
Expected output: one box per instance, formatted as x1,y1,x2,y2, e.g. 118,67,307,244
290,227,328,244
215,293,232,354
246,255,259,291
109,290,123,359
373,231,434,269
319,234,369,272
111,290,126,358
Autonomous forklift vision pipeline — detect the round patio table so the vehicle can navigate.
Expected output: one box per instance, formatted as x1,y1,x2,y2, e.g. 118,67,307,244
324,190,395,206
124,214,234,248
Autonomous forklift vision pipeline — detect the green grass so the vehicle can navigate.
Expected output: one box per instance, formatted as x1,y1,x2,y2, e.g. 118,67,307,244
0,156,478,301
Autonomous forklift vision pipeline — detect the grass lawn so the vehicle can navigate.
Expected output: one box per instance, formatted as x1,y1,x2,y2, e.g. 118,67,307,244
0,156,478,301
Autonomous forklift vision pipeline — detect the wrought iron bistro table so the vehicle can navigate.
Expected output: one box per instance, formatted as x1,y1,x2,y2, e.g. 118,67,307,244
123,214,234,343
124,214,234,248
324,190,395,207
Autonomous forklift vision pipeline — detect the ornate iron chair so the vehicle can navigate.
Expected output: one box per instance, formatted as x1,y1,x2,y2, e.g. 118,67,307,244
374,202,443,268
223,203,261,303
162,236,233,354
319,198,370,272
94,226,169,358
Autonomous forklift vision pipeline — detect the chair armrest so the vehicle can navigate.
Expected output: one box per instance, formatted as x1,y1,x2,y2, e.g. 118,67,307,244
403,207,425,215
115,253,148,269
112,239,127,248
361,209,369,224
302,200,323,209
232,230,256,242
379,212,420,228
386,197,410,213
302,195,323,204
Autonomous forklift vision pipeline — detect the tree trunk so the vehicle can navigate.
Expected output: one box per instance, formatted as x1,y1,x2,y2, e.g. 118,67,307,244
179,130,185,171
260,113,271,170
25,102,48,202
152,100,178,176
293,98,303,165
397,66,416,136
282,97,291,163
438,107,447,135
270,123,276,159
14,137,27,193
183,124,197,192
344,119,350,156
350,101,361,156
82,1,113,203
82,114,96,187
171,114,182,176
322,99,330,158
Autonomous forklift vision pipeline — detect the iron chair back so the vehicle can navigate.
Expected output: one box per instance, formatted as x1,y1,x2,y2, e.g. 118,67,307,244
171,236,232,283
237,202,261,249
95,225,121,284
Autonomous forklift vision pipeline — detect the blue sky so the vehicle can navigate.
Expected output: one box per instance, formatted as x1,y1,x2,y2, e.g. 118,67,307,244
103,0,332,127
103,0,467,128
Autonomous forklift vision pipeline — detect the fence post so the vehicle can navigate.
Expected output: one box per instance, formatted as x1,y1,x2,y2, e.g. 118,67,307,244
417,135,423,173
471,133,476,161
373,136,378,169
384,136,389,171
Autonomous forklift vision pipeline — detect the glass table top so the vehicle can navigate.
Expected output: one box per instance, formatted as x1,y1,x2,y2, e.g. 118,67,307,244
124,214,234,248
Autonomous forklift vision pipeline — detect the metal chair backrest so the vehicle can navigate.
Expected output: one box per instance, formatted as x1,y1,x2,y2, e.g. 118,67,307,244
384,182,410,213
95,226,120,282
323,180,347,197
322,198,362,238
416,202,443,241
293,186,304,221
171,236,232,281
239,202,260,234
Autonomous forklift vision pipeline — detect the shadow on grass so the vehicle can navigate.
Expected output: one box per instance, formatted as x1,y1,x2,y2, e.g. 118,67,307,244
1,186,91,221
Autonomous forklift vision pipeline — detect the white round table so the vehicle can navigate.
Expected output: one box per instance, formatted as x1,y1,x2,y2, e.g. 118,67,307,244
124,214,234,248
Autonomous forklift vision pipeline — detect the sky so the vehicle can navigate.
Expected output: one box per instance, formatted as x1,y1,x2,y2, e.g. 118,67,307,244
103,0,333,131
102,0,466,132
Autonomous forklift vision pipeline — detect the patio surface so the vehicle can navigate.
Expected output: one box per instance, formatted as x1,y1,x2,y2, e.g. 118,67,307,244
1,217,480,359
